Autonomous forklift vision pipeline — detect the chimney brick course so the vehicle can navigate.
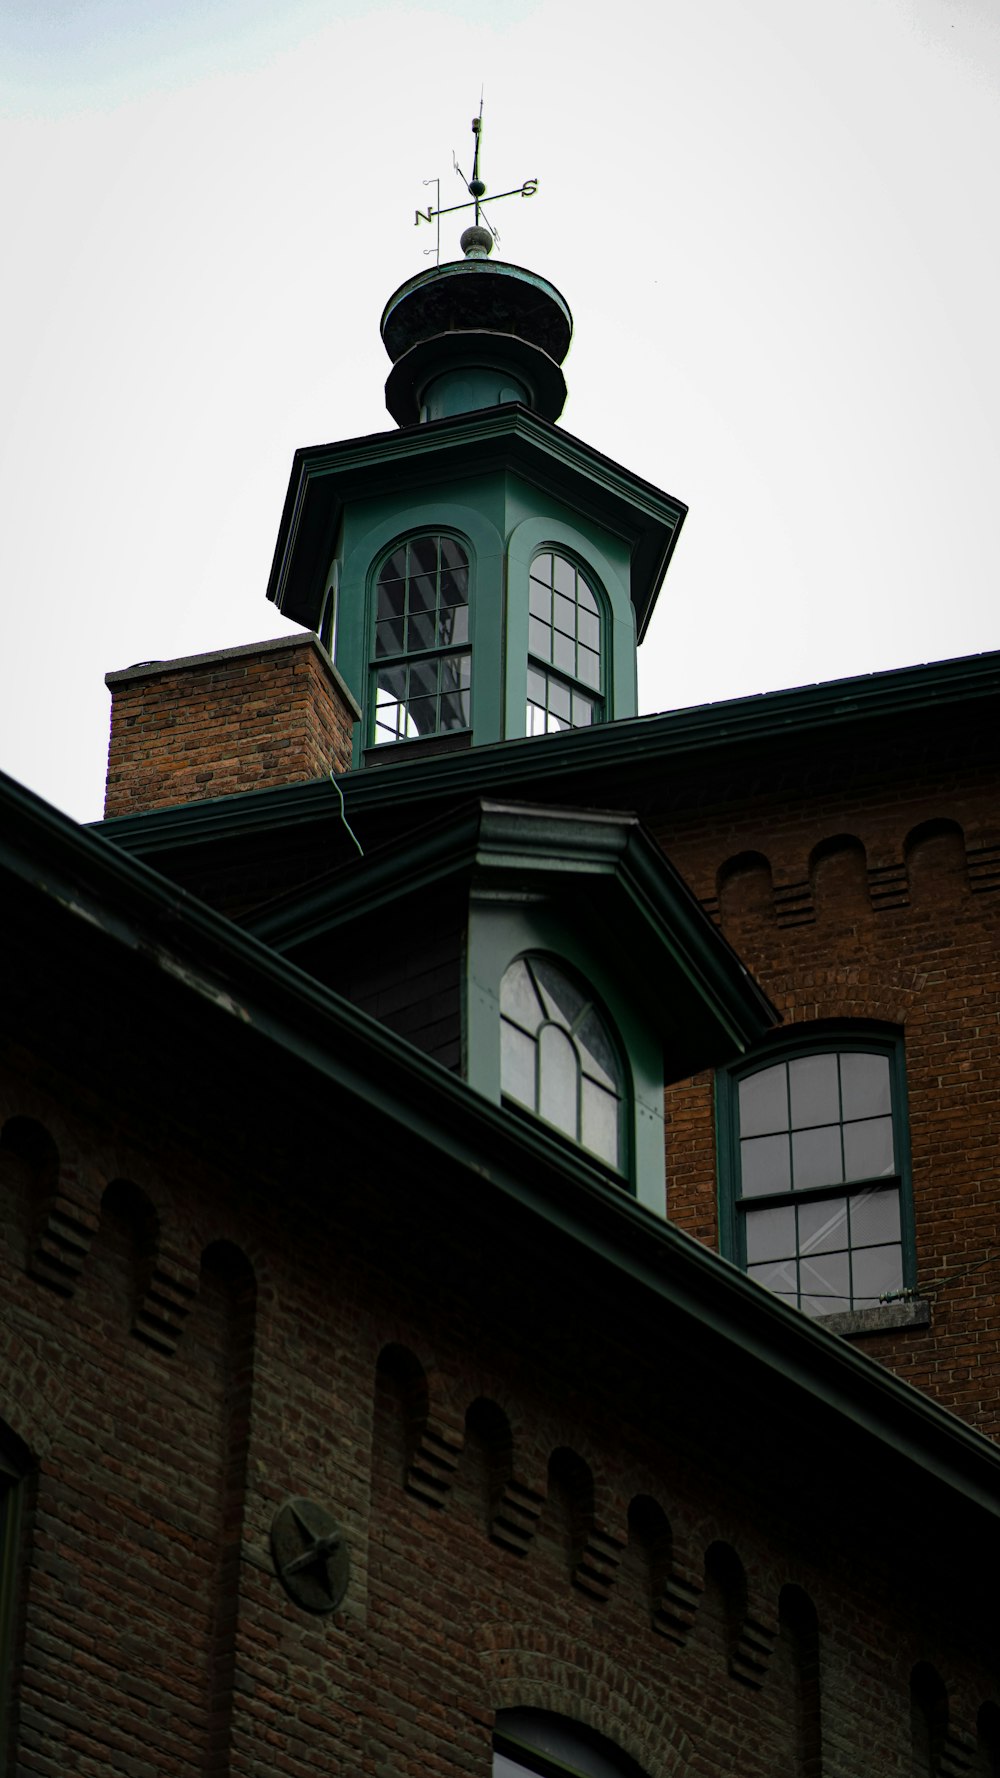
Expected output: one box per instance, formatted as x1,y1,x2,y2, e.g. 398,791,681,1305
104,634,360,818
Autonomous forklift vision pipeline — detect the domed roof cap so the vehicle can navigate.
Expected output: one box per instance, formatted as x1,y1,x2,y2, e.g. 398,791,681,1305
381,256,573,365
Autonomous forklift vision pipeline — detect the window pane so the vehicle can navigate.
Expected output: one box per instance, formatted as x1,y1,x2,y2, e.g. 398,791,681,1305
745,1205,796,1263
578,646,600,690
841,1052,892,1121
409,571,435,614
533,958,587,1031
532,552,553,586
376,663,407,702
851,1243,903,1304
548,678,572,723
554,594,575,636
850,1186,901,1247
843,1115,894,1181
740,1132,791,1196
404,696,436,736
581,1077,619,1166
375,617,404,658
553,629,575,674
538,1024,578,1137
409,535,438,579
529,615,551,660
501,957,543,1029
570,692,595,726
789,1053,840,1129
439,565,468,602
501,1019,536,1110
552,555,576,597
739,1064,788,1137
377,579,405,619
438,604,468,647
529,579,551,621
439,536,466,575
799,1248,850,1307
576,1008,620,1091
408,658,438,698
579,608,600,650
797,1195,848,1254
408,608,436,651
381,548,407,583
748,1259,798,1301
792,1124,843,1190
439,686,470,730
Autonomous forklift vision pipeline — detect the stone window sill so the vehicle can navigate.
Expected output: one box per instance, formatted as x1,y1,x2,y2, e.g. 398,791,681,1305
816,1298,931,1339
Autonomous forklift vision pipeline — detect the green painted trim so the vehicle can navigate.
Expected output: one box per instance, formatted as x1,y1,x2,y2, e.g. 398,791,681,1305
265,403,685,641
247,799,777,1057
9,765,1000,1526
96,647,1000,861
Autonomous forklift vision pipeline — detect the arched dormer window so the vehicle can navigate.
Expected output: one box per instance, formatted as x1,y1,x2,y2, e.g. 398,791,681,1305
371,534,471,745
527,551,603,734
500,956,624,1169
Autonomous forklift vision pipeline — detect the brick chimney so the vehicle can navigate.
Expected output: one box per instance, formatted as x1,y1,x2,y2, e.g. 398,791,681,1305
104,635,361,819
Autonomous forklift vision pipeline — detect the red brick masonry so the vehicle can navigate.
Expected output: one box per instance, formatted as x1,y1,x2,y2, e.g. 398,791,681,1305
104,635,360,818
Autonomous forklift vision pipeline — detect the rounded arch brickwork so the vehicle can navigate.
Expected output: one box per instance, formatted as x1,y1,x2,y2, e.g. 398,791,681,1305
757,964,929,1028
476,1621,695,1778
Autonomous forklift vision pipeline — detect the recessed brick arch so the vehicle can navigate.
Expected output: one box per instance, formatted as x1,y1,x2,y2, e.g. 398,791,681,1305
477,1621,696,1777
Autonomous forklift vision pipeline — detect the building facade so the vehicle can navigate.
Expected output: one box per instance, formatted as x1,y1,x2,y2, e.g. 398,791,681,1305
2,217,1000,1777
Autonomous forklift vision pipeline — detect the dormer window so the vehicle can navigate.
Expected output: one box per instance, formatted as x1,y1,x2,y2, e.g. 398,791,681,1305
500,955,624,1169
527,552,603,734
372,535,471,744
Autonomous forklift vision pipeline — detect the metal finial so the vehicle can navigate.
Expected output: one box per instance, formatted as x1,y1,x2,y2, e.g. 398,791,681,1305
414,103,538,253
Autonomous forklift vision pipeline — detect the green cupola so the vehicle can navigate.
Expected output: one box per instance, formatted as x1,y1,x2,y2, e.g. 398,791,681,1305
266,184,686,765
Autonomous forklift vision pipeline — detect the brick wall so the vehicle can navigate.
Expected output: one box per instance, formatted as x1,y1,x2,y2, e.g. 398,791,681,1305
2,1045,997,1778
651,715,1000,1439
104,635,361,818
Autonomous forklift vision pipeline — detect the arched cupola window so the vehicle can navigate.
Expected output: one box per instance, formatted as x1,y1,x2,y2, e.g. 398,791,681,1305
372,534,471,744
500,955,624,1169
527,551,603,734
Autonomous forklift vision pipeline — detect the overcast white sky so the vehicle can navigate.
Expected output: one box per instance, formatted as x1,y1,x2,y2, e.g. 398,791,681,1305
2,0,998,822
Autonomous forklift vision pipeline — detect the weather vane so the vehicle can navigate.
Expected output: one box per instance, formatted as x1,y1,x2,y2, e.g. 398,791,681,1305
415,103,537,263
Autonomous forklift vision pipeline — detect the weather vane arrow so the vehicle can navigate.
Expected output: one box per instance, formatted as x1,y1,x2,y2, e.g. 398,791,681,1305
415,107,537,244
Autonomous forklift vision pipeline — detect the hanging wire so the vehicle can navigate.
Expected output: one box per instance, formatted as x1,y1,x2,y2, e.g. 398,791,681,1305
329,771,364,857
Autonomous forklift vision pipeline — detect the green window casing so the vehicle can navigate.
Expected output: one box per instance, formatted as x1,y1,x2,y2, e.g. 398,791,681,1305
717,1031,914,1318
371,534,471,744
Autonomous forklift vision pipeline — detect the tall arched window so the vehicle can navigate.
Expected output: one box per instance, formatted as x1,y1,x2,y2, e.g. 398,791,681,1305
500,956,624,1169
527,552,603,734
371,534,471,744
